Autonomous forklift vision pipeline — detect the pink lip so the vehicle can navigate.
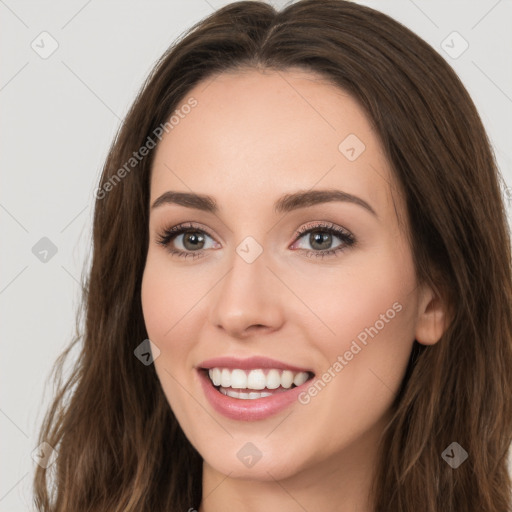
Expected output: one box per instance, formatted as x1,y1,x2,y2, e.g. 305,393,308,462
197,369,314,421
197,356,312,373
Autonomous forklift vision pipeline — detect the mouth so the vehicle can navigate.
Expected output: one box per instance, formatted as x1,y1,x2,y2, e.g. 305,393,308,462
196,356,316,420
200,367,316,400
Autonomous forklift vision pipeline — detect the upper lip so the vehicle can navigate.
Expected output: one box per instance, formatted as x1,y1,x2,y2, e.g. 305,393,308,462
197,356,313,374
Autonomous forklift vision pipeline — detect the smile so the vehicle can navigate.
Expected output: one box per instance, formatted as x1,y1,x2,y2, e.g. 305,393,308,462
197,356,315,420
207,368,311,399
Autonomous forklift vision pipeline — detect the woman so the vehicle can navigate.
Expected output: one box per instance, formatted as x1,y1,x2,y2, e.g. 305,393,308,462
33,1,512,510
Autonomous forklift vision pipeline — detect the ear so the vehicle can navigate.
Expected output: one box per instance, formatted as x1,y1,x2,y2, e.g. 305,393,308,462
414,283,449,346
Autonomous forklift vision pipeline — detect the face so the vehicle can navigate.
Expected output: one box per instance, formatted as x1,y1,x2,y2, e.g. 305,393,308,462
141,68,433,482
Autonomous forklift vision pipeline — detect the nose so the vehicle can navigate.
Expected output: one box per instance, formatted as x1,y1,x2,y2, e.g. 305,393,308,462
208,248,285,339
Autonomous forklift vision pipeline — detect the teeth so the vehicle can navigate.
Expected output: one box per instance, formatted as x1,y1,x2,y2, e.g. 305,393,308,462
266,369,281,389
207,367,310,390
281,370,294,388
211,368,221,386
231,369,247,389
219,388,273,399
247,369,266,390
293,372,309,386
221,368,231,387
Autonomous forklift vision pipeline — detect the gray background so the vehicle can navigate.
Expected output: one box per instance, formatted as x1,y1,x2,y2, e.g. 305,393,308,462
1,0,511,509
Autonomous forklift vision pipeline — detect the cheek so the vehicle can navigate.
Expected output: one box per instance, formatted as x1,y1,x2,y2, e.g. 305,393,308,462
287,282,417,468
289,247,417,353
141,252,203,343
291,241,418,395
333,268,415,351
141,264,171,343
140,255,196,383
140,257,198,419
299,248,418,422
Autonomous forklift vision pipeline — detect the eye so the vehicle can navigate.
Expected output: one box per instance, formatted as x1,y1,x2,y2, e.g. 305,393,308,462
156,221,356,260
290,221,355,259
156,222,220,260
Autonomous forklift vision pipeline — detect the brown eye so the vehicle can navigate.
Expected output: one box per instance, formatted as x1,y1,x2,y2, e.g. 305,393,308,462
291,222,356,259
156,222,220,259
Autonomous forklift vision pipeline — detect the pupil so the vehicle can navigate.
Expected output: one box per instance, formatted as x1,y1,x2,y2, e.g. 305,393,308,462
310,231,331,250
184,232,205,250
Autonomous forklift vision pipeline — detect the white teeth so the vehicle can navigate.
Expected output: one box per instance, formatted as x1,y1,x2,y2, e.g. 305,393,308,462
293,371,309,386
221,368,231,387
266,369,281,389
207,367,311,391
231,369,247,389
247,369,266,390
211,368,221,386
281,370,294,389
219,388,274,399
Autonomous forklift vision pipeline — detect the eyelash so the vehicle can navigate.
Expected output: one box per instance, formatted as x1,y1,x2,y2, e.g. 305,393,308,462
156,221,356,260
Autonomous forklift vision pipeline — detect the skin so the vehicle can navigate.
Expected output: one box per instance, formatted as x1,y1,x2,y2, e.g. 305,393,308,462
141,68,447,512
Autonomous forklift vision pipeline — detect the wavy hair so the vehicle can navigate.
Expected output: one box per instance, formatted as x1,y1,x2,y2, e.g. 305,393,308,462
33,1,512,510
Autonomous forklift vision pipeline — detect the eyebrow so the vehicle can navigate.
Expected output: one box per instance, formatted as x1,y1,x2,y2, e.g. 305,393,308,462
151,189,377,217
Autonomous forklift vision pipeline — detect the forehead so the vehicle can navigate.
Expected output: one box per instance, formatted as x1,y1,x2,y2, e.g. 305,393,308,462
149,68,398,220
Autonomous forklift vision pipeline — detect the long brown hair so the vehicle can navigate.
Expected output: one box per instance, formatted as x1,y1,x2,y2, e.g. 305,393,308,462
33,1,512,510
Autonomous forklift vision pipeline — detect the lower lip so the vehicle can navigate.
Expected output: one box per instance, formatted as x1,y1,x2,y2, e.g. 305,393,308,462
197,369,313,421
